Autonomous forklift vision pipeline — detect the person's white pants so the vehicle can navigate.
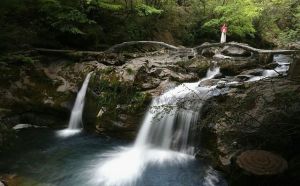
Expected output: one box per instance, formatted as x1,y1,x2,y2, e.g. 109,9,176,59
220,32,226,43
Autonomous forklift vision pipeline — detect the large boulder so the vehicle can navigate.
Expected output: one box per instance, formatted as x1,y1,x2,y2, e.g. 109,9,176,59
198,78,300,185
221,46,252,57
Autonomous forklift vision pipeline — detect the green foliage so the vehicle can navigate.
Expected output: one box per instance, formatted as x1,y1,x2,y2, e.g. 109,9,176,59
86,0,124,11
0,54,36,64
135,4,163,16
52,10,95,34
278,4,300,42
39,0,96,35
0,0,299,50
91,73,149,118
255,0,300,44
203,0,262,37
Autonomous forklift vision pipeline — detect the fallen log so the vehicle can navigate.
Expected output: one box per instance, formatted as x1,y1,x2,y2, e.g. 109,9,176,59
106,41,179,52
194,42,299,55
35,48,103,56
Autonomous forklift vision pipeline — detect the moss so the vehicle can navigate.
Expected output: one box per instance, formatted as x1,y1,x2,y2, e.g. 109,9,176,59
125,67,134,75
90,72,151,123
100,66,115,75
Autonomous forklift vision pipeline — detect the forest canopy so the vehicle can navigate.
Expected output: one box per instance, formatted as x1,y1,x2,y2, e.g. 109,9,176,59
0,0,299,51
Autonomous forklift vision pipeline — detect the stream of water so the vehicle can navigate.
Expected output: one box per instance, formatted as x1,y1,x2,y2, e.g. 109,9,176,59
57,72,92,137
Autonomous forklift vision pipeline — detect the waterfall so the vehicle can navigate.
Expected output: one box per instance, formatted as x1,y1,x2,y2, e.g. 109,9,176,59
90,66,220,186
134,65,220,154
57,72,92,137
68,72,93,129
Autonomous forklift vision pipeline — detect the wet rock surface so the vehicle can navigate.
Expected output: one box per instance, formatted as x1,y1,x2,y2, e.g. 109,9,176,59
0,44,290,142
221,46,252,57
0,48,222,139
198,78,300,186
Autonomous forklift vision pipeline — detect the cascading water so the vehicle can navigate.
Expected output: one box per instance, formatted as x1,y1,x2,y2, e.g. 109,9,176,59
247,54,292,82
90,66,221,186
135,65,220,154
57,72,93,137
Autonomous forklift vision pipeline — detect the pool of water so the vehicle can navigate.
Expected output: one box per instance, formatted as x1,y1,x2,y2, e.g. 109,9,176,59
0,129,227,186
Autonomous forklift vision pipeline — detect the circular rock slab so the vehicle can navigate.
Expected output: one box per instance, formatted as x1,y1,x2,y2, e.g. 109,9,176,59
236,150,288,176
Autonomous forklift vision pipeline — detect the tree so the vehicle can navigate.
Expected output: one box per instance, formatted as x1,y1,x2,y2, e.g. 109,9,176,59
203,0,262,38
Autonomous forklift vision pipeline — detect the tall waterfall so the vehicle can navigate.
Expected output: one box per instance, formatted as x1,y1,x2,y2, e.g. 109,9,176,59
57,72,92,137
90,66,220,186
135,65,220,154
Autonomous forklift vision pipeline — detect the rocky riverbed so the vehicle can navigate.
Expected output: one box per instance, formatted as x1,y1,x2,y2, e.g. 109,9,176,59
0,42,299,185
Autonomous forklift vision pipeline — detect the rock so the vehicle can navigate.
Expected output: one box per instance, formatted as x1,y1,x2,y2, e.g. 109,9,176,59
213,72,224,79
226,81,245,88
198,78,300,185
240,68,264,76
263,62,278,69
43,97,55,105
201,48,216,58
219,155,232,167
213,54,232,60
12,124,46,130
97,53,126,66
286,41,300,50
199,79,220,87
236,74,254,81
216,81,226,89
177,48,196,60
221,46,252,57
140,78,161,90
96,108,106,118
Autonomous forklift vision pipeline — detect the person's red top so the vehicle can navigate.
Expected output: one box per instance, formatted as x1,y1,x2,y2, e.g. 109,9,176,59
221,24,228,33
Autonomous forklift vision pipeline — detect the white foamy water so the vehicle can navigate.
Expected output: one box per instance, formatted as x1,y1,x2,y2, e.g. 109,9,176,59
89,147,194,186
57,72,93,137
90,66,220,186
247,54,291,82
135,66,220,152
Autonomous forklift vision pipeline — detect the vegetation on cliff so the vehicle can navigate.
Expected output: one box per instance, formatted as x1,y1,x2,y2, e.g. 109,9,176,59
0,0,299,52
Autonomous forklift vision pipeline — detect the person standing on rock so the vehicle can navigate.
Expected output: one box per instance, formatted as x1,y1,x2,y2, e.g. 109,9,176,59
220,23,227,43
